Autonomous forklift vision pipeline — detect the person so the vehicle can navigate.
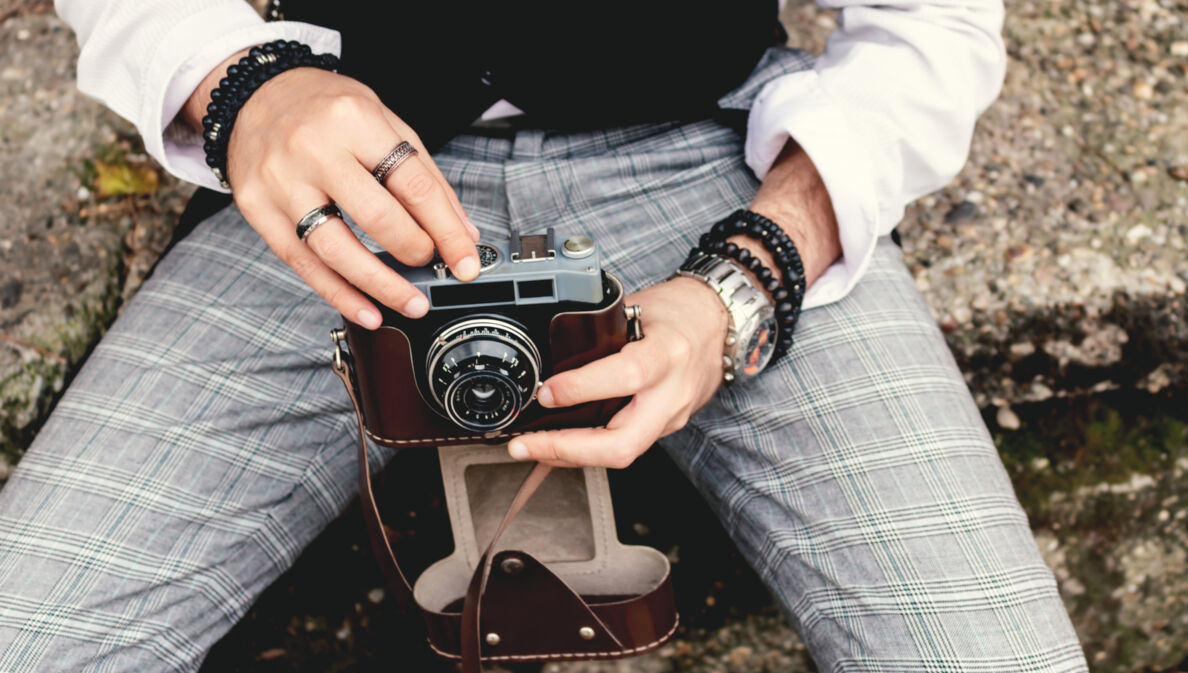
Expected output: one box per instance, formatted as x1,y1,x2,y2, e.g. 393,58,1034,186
0,0,1089,670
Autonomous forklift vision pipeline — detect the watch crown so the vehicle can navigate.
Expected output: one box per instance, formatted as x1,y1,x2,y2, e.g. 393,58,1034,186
725,334,737,346
722,354,734,370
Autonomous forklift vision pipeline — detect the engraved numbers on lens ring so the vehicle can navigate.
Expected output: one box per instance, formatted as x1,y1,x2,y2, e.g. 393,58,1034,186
425,318,542,432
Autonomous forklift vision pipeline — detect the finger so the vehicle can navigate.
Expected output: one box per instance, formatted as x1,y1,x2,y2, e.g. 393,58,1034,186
352,130,480,280
507,394,668,469
537,341,667,408
284,196,430,318
302,218,431,319
380,110,480,242
321,157,436,266
253,203,383,329
507,439,581,469
387,154,480,279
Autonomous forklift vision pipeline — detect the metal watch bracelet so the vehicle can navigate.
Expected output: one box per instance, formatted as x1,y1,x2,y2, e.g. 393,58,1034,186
672,251,778,384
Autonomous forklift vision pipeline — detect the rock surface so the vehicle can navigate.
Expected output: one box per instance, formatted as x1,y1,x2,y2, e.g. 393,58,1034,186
1,0,1187,672
898,0,1188,413
0,2,194,466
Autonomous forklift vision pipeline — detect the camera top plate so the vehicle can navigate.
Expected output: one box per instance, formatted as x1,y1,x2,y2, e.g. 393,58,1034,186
378,228,606,311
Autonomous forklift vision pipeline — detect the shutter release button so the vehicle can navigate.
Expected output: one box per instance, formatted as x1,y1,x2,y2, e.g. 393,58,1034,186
561,236,594,259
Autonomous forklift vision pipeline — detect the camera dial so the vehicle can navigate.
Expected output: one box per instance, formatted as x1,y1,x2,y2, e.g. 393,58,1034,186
425,318,542,432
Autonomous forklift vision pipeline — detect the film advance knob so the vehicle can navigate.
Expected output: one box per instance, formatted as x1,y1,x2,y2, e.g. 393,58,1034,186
561,236,595,259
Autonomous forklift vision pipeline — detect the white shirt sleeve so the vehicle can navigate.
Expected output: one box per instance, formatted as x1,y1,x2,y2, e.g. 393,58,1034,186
54,0,341,191
747,0,1006,309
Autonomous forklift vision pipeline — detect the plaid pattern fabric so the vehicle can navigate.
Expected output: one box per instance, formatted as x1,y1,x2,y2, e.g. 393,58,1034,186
0,47,1086,671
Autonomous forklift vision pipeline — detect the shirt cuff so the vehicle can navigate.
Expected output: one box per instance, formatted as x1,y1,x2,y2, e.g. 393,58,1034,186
141,11,341,192
745,71,882,311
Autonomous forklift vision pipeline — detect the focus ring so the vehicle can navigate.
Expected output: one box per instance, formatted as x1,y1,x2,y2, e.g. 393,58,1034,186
425,318,542,432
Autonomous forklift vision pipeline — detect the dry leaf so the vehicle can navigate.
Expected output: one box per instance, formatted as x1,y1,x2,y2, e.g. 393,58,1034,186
254,648,286,661
94,160,158,198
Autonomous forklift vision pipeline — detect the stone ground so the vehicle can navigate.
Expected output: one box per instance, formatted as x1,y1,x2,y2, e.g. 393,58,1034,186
1,0,1187,671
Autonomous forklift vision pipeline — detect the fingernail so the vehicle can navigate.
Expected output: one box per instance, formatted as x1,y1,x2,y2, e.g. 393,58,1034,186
356,308,382,329
508,440,529,461
455,255,479,280
537,385,554,407
403,295,429,318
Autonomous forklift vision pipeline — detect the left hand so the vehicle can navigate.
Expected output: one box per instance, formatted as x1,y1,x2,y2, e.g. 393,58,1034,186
506,277,729,468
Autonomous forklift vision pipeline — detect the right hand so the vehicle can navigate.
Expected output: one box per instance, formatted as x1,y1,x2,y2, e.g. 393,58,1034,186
183,55,480,329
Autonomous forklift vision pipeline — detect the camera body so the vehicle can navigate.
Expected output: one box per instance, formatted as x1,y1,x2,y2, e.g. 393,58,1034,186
340,229,636,448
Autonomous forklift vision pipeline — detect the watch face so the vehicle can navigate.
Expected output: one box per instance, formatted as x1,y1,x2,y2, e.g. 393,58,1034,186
739,313,778,378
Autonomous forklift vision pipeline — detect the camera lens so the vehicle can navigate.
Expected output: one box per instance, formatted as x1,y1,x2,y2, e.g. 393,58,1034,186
425,318,541,433
468,381,499,409
445,371,520,432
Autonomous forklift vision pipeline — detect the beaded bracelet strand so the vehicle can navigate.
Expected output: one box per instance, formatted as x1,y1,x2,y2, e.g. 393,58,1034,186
697,209,808,361
201,40,340,189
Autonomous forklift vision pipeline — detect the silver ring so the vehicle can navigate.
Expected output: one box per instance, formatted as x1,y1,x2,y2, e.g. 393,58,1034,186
296,203,342,242
371,141,419,184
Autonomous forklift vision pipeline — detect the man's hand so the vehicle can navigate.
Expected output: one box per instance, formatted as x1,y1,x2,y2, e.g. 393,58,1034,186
506,277,729,468
181,51,480,329
507,138,842,468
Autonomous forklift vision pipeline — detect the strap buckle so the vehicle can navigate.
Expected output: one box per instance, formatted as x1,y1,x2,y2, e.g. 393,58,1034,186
331,327,347,372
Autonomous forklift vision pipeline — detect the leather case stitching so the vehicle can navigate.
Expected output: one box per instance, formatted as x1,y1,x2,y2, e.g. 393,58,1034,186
427,615,679,662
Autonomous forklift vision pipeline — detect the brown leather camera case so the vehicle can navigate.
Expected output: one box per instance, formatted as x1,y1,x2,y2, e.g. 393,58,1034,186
342,274,632,448
331,272,677,672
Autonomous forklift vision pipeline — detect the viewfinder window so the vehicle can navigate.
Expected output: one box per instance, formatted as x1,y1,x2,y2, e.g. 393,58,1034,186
431,281,516,307
517,280,555,299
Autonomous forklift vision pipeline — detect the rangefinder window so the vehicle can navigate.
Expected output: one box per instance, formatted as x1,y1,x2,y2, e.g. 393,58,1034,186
517,279,554,300
431,281,516,307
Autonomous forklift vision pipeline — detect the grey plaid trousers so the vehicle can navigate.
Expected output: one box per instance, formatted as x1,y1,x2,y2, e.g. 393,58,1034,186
0,48,1086,672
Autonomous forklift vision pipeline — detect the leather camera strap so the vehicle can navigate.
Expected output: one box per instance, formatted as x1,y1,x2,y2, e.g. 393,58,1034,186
333,359,417,610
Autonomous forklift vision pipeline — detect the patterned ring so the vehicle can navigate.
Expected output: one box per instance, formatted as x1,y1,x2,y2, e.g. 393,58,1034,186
371,141,419,185
296,203,342,242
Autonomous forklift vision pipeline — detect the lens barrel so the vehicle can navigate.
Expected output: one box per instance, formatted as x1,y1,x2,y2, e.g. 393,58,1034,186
425,318,541,433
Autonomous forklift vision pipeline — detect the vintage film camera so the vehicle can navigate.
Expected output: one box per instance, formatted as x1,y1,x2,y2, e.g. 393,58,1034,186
336,228,642,447
330,230,676,667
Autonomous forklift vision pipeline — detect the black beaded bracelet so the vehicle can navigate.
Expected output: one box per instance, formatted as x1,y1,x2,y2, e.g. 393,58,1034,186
201,40,340,189
698,209,808,360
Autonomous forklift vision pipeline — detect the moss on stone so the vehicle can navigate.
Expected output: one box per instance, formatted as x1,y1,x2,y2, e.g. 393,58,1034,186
997,391,1188,672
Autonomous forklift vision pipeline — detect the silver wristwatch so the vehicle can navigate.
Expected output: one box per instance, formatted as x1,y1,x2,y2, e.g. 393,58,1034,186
674,251,778,384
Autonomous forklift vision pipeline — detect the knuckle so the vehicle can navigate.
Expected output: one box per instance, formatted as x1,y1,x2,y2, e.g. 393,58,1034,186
395,168,438,206
607,447,637,470
257,158,285,188
233,190,266,220
353,196,398,226
667,335,692,362
322,283,347,310
547,440,563,463
312,232,348,262
288,122,323,155
622,361,649,391
667,413,691,435
550,378,580,405
285,248,319,277
403,236,436,264
436,229,473,255
327,93,368,121
375,274,413,307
